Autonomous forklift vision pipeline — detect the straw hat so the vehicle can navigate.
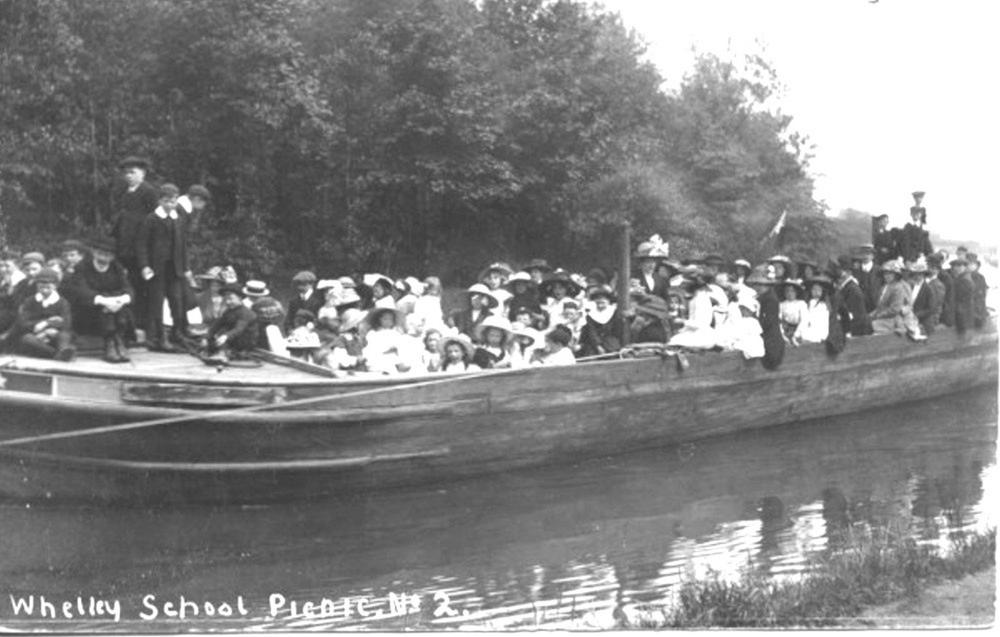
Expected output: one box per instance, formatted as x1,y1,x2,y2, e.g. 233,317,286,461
478,261,514,282
242,280,270,297
363,273,394,291
505,271,535,291
339,308,368,332
473,315,513,343
510,326,542,347
437,334,476,358
466,283,500,309
881,259,904,275
539,269,582,298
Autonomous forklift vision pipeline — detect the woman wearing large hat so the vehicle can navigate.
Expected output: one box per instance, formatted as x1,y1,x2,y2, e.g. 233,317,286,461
667,274,718,350
578,285,625,357
507,324,542,369
539,268,582,327
795,276,833,345
448,283,499,342
778,279,807,345
524,259,553,286
471,315,513,369
871,259,925,340
634,242,669,300
361,305,413,374
505,271,541,322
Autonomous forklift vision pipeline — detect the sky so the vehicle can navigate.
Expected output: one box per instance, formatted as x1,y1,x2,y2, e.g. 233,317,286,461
599,0,998,242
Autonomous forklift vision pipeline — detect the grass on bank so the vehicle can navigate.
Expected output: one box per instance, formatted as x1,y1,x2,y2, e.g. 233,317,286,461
623,526,995,628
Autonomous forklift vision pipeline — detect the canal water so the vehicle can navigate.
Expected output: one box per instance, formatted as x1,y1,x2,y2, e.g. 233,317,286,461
0,388,995,631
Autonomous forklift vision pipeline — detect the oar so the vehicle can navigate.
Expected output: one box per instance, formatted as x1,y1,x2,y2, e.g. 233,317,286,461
251,348,337,378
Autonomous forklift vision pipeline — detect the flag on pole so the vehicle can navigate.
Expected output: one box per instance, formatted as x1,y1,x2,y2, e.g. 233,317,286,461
767,210,788,238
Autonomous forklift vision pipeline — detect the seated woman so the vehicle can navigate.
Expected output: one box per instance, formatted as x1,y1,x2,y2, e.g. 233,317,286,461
204,284,258,360
778,279,807,345
795,277,832,344
578,285,624,357
65,237,134,363
508,325,542,369
715,291,765,359
15,267,76,361
438,334,480,373
531,324,577,366
479,262,514,314
667,274,717,350
539,269,582,327
870,259,924,340
472,315,513,369
629,293,671,343
505,271,541,322
361,307,410,374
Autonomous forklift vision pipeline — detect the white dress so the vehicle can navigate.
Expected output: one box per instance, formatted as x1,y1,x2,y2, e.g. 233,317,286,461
667,289,716,349
362,328,408,374
796,299,830,344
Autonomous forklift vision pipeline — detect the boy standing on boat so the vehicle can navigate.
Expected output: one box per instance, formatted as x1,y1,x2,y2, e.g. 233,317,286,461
15,267,76,361
110,156,158,331
136,183,194,352
65,237,134,363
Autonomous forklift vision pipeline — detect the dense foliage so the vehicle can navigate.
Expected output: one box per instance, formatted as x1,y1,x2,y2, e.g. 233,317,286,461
0,0,838,282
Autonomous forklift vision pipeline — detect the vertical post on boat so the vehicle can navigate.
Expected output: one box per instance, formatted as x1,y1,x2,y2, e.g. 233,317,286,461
619,220,631,346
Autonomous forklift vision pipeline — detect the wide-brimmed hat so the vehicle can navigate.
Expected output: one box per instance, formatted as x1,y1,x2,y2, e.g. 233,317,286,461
767,254,792,264
87,237,115,254
905,260,928,274
505,271,535,291
21,252,45,267
60,239,87,253
804,275,834,292
117,156,150,170
339,308,368,332
466,283,500,308
363,273,394,291
634,242,656,260
851,244,876,256
335,287,362,307
473,315,513,343
586,267,609,285
703,254,725,266
780,278,805,292
746,265,778,286
881,259,904,275
292,270,317,285
437,334,476,358
478,261,514,281
633,295,670,321
195,266,224,281
366,306,404,329
242,280,270,297
524,258,553,272
732,259,752,273
34,267,60,285
510,326,542,346
187,184,211,200
404,276,425,296
539,269,582,298
587,284,617,302
316,279,340,291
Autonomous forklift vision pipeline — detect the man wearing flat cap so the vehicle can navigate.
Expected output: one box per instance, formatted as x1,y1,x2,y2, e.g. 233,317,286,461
111,156,158,330
178,184,212,233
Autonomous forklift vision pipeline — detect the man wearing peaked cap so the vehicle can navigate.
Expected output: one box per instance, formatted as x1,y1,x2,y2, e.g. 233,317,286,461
13,267,77,361
64,236,135,362
111,155,158,331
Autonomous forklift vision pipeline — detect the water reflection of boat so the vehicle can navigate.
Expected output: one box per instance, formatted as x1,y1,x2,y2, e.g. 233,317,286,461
0,389,993,630
0,325,995,502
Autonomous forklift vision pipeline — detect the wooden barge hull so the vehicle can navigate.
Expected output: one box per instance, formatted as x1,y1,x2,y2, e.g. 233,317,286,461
0,327,995,503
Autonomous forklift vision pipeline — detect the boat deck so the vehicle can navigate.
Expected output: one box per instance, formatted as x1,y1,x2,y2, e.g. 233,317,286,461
1,347,333,385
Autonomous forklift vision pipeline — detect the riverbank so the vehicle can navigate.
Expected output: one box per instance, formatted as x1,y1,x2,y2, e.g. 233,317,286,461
617,527,995,628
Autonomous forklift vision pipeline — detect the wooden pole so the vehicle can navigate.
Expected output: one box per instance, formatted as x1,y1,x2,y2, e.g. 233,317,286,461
619,221,631,346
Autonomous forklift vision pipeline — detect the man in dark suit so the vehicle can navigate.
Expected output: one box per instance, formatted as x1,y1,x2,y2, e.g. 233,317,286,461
851,245,880,312
634,242,669,300
110,156,158,329
968,254,989,329
908,261,942,336
831,256,873,337
935,253,955,327
136,183,193,351
747,272,784,370
950,258,975,335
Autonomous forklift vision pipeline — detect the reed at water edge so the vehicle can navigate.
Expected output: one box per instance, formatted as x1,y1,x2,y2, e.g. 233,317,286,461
618,524,996,628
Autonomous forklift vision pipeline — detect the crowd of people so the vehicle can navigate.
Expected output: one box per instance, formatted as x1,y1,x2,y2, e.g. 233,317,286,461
0,160,991,374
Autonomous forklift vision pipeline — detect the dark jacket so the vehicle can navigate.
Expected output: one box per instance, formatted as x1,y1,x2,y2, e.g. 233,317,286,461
64,259,133,335
971,271,988,328
208,304,257,352
873,229,897,265
897,223,933,262
937,270,955,327
284,291,324,334
912,279,944,334
136,209,189,276
953,272,975,334
834,277,873,337
578,310,625,357
853,266,881,313
17,293,73,338
472,346,507,369
758,288,785,370
637,272,670,300
449,307,493,343
111,182,159,259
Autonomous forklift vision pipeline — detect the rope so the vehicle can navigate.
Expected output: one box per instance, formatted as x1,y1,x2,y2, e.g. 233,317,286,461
0,365,528,449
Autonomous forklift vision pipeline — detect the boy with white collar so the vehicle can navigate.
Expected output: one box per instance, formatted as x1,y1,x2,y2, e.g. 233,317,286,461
16,267,76,361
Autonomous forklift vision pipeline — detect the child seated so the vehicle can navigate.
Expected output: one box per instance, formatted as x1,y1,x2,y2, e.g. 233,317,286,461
321,308,367,372
437,334,480,373
285,309,321,362
531,324,576,366
203,284,258,360
16,267,76,361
